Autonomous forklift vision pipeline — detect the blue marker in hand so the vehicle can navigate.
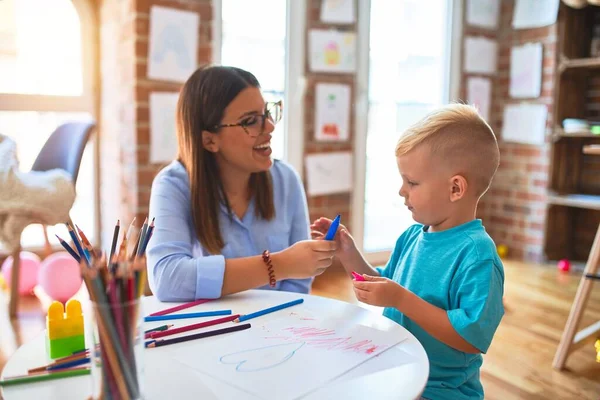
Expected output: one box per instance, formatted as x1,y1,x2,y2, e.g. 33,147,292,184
325,214,341,240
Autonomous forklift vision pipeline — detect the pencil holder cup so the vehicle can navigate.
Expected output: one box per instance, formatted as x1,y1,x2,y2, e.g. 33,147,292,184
87,298,145,400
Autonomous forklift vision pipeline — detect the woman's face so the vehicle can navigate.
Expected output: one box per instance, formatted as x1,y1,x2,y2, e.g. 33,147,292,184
205,87,276,174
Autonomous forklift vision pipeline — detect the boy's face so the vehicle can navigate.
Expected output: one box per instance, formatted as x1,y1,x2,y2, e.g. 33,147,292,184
396,145,454,227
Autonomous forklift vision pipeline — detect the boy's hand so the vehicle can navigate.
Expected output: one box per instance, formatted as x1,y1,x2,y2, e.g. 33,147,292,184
310,217,356,255
352,275,405,308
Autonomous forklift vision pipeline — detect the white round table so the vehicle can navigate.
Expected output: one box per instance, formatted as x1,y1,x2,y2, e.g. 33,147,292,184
1,290,429,399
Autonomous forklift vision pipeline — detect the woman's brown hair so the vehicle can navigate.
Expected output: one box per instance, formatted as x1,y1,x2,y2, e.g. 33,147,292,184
176,65,274,254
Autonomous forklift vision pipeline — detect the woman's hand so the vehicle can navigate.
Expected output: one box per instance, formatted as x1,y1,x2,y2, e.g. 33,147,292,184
273,240,337,279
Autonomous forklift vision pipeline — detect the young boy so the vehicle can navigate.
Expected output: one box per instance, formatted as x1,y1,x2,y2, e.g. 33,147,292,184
312,104,504,400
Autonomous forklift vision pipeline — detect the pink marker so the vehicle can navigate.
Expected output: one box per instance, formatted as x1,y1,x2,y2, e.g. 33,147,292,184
351,271,365,281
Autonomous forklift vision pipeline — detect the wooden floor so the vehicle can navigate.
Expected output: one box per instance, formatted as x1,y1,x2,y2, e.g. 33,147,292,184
1,260,599,399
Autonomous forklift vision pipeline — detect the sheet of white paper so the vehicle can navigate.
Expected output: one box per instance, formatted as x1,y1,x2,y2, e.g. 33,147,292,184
320,0,355,24
309,29,356,73
512,0,559,29
502,104,548,145
305,151,352,196
148,6,199,83
466,0,500,29
315,83,351,142
171,318,406,400
150,92,179,163
510,43,543,99
467,77,492,122
464,36,497,74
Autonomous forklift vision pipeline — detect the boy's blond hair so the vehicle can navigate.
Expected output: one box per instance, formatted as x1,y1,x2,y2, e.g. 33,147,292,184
395,104,499,197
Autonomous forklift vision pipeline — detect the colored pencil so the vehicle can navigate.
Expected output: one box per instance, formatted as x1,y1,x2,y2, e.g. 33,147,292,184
144,310,232,322
235,299,304,323
109,220,120,262
148,299,213,317
147,323,251,348
28,353,90,373
149,314,240,339
55,234,81,263
66,223,88,265
46,357,90,371
0,367,91,387
586,273,600,281
144,324,173,334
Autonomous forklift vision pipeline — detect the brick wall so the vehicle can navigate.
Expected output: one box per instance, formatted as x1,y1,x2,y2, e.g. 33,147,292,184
304,0,356,231
99,0,212,247
469,0,557,262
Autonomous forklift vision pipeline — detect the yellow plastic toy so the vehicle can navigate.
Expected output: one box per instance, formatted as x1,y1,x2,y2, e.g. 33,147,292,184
45,299,85,359
497,244,508,259
595,338,600,363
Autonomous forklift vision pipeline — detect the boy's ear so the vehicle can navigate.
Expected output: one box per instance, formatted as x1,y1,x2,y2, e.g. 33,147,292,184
449,174,467,202
201,130,220,153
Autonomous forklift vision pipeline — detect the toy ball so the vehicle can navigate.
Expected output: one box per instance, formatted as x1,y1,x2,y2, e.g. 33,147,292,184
38,252,82,303
497,244,508,259
1,251,41,295
557,259,571,273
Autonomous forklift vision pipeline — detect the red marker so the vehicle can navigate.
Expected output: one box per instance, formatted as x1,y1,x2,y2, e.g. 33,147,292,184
351,271,365,281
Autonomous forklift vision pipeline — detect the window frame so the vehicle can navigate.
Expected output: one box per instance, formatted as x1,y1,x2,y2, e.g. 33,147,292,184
212,0,306,178
0,0,100,251
351,0,463,265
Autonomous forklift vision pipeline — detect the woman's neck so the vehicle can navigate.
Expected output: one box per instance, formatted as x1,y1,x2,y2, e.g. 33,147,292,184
218,161,251,216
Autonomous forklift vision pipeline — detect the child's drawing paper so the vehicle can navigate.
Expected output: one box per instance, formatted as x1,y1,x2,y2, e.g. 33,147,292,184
467,77,491,122
512,0,559,29
320,0,355,24
466,0,500,29
315,83,351,142
171,318,408,400
502,104,548,145
510,43,543,99
148,6,199,83
309,29,356,73
464,36,497,74
150,92,179,163
305,151,352,196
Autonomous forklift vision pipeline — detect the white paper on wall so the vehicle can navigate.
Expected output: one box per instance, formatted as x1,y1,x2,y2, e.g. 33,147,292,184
464,36,498,75
512,0,559,29
315,83,351,142
320,0,356,24
150,92,179,163
309,29,357,74
502,104,548,145
305,152,353,196
510,43,543,99
466,0,500,29
148,6,199,83
467,77,492,122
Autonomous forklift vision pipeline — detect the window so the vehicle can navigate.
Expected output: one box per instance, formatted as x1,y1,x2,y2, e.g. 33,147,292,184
0,0,97,251
220,0,288,161
354,0,456,259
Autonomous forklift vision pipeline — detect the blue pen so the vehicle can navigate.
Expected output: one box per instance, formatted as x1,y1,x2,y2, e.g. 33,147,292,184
144,310,232,322
46,357,90,371
324,215,341,240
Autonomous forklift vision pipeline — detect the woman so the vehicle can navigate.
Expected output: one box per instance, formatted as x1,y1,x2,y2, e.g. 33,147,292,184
147,65,336,302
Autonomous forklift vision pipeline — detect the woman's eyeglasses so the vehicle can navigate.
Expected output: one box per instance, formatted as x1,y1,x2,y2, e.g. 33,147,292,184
213,101,283,138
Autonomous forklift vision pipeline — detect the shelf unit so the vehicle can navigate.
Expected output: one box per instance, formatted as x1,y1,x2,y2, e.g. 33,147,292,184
544,4,600,262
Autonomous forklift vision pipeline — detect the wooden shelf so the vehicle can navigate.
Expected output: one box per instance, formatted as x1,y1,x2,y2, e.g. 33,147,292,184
551,127,599,141
559,56,600,71
583,144,600,155
547,193,600,210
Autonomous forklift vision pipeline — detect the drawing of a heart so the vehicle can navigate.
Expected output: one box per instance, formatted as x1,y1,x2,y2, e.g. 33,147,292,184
219,342,305,372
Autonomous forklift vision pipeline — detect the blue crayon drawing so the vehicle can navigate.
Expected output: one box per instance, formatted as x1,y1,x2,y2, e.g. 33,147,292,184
152,25,193,70
219,342,305,372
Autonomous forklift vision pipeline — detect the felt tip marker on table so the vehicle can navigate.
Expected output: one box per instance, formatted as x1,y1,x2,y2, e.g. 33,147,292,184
324,215,341,240
351,271,366,281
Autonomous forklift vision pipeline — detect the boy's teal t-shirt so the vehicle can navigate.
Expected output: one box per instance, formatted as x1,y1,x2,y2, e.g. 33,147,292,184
376,219,504,400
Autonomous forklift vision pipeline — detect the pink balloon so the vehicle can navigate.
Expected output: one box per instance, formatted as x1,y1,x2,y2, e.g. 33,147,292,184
38,252,82,303
1,251,41,296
